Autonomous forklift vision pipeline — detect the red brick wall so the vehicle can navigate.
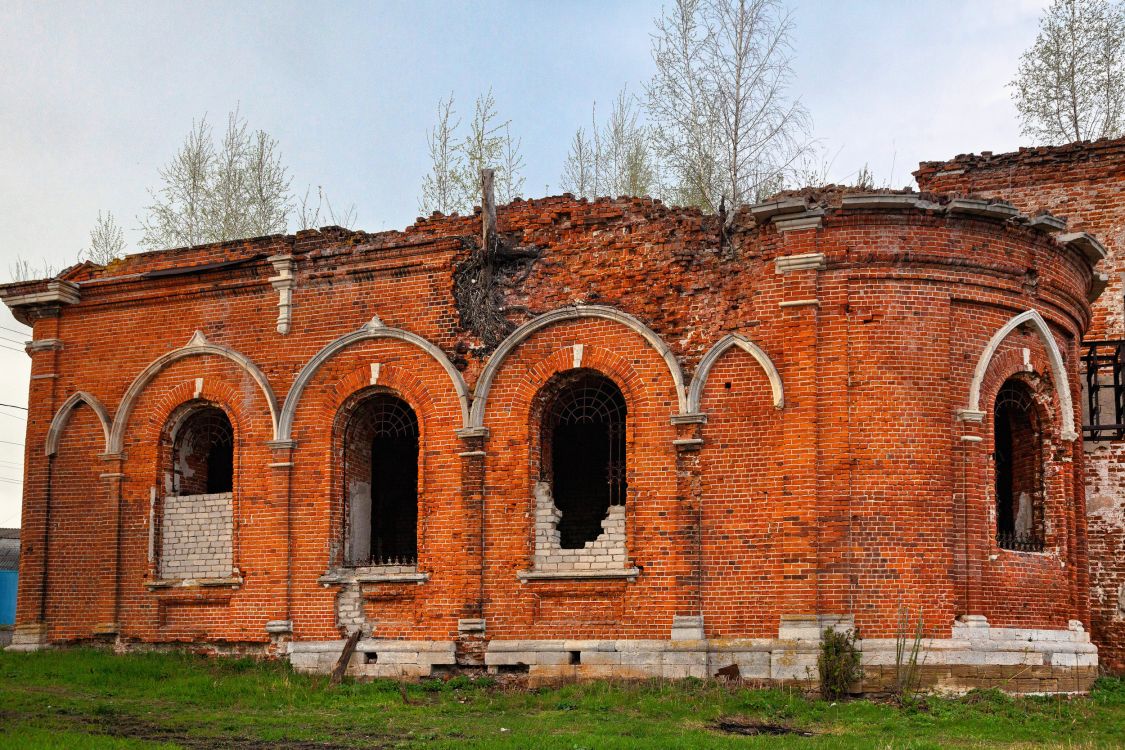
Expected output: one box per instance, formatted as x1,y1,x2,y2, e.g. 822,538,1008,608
918,140,1123,670
3,193,1099,650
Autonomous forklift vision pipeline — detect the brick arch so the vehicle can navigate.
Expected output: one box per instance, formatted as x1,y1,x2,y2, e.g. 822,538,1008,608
966,310,1075,441
687,333,784,413
138,378,250,451
979,347,1059,435
499,343,651,431
108,331,279,453
45,391,112,457
277,317,469,441
468,305,687,430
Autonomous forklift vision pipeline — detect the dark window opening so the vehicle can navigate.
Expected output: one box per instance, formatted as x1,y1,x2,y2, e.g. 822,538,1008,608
993,379,1045,552
344,393,419,566
172,406,234,495
542,371,627,549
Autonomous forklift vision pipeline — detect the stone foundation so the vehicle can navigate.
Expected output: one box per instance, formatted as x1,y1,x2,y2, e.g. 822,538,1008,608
288,639,457,678
279,615,1098,694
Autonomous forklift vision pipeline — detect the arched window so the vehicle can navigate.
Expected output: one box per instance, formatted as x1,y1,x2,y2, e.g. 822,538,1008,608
171,406,233,495
344,393,419,566
159,404,235,581
541,371,627,549
993,379,1045,552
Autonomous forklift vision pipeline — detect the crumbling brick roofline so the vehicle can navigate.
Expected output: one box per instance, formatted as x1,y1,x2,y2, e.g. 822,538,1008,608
915,135,1125,185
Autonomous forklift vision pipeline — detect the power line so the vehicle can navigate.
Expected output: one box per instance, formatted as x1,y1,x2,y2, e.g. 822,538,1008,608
0,440,24,447
0,343,25,354
0,412,25,422
0,403,27,411
0,336,27,347
0,326,29,336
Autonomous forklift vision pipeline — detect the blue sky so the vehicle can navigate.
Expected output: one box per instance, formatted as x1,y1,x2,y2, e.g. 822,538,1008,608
0,0,1049,525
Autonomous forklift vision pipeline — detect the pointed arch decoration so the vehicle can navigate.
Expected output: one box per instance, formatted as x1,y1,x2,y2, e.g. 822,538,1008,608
687,333,784,413
45,391,112,457
468,305,688,430
107,331,280,453
276,316,470,441
965,309,1077,441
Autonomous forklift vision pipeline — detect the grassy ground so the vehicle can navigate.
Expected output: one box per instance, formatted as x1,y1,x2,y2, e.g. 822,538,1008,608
0,649,1122,749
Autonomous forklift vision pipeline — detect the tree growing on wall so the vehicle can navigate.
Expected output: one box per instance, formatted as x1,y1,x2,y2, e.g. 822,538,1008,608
139,108,293,250
418,90,525,216
561,89,658,200
83,211,127,265
645,0,811,212
1011,0,1125,144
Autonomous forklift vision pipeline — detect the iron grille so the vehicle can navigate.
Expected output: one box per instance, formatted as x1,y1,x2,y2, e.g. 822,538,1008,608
997,531,1045,553
1083,340,1125,441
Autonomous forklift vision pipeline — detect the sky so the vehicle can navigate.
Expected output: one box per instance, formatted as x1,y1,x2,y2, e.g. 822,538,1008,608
0,0,1051,526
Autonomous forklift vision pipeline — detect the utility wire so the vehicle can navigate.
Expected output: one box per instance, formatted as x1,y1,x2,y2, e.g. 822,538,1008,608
0,336,27,347
0,403,27,410
0,439,24,447
0,343,25,354
0,326,30,336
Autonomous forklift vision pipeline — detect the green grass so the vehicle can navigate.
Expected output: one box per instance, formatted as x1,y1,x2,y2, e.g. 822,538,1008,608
0,649,1122,748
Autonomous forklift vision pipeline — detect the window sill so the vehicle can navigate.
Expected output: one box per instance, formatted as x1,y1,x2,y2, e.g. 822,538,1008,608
517,567,640,582
146,576,243,591
318,569,429,586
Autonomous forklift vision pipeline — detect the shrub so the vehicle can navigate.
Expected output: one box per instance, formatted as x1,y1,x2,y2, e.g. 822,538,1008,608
818,627,861,701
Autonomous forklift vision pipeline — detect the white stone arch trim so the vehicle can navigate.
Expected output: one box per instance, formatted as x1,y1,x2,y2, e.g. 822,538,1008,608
107,331,280,453
45,391,112,457
468,304,688,429
687,334,784,412
967,309,1076,441
277,316,471,441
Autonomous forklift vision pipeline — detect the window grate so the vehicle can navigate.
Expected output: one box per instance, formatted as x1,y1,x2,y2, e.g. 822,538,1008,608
1082,340,1125,441
997,531,1045,553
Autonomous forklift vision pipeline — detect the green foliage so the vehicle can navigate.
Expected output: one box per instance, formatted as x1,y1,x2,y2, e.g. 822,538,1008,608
817,627,862,701
0,649,1122,749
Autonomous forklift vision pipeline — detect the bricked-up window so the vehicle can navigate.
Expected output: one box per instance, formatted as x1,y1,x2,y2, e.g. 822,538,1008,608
160,404,235,581
542,371,627,549
171,406,234,495
993,379,1045,552
344,393,419,566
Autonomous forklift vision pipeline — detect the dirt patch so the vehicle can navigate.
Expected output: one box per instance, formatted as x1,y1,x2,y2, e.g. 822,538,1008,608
83,712,396,749
711,718,816,737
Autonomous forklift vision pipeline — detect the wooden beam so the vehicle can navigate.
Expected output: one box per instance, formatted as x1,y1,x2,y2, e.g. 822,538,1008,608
329,629,362,685
481,168,496,251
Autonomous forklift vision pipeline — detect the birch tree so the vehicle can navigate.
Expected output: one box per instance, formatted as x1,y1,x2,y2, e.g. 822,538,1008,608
1011,0,1125,144
83,211,127,265
645,0,810,212
139,108,292,249
561,91,657,199
418,94,461,215
418,90,525,215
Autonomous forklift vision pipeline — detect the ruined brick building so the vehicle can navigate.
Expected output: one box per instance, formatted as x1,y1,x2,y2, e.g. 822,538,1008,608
3,138,1123,693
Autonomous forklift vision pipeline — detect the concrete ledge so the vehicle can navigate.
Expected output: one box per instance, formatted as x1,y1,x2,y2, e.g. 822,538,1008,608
948,198,1022,220
774,252,827,273
840,194,920,210
1059,232,1109,264
517,567,640,582
1027,213,1067,233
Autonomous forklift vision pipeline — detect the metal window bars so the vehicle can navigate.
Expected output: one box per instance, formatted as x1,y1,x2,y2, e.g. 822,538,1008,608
1082,340,1125,441
996,530,1045,553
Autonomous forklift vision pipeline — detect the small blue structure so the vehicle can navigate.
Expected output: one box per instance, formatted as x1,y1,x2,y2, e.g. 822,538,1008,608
0,528,18,627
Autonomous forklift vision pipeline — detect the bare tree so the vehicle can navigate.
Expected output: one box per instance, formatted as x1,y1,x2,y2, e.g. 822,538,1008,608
83,210,127,265
8,255,57,282
297,185,357,230
419,94,462,215
497,123,526,203
561,91,657,199
139,108,292,250
560,125,599,197
645,0,811,212
419,90,525,214
1012,0,1125,144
